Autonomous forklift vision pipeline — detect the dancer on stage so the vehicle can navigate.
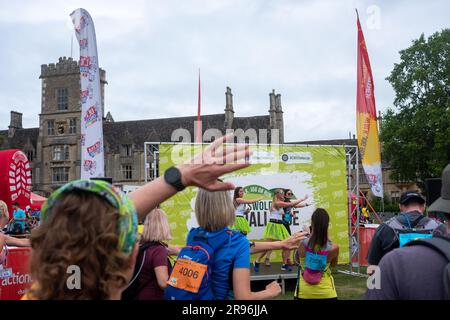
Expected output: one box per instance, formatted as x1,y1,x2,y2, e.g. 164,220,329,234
254,189,307,272
231,187,262,236
282,189,309,266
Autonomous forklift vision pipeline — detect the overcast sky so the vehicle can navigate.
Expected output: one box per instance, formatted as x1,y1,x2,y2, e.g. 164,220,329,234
0,0,448,142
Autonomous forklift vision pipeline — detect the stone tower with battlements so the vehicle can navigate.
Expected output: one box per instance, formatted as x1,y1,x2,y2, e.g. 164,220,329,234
35,57,107,194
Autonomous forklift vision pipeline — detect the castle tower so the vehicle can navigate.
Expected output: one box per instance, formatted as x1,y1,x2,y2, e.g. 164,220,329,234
35,57,107,195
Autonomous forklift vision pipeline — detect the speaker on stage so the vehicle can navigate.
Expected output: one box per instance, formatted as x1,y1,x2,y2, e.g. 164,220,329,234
425,178,442,207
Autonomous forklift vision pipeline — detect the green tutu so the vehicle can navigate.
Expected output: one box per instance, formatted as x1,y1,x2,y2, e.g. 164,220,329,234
263,222,290,240
232,216,251,235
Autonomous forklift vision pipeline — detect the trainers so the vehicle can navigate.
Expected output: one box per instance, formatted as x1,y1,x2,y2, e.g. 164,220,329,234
253,260,260,272
264,258,271,267
281,264,292,271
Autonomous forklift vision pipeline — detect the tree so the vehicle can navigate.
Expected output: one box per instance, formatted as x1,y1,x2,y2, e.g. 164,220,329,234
381,29,450,191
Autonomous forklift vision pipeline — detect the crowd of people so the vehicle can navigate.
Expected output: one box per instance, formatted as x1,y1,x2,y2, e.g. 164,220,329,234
0,201,40,236
1,135,449,300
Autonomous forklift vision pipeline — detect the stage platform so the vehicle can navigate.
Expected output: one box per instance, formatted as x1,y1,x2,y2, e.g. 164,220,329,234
250,262,298,294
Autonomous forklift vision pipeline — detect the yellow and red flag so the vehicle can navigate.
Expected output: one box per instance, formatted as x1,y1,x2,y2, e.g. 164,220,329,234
356,11,383,198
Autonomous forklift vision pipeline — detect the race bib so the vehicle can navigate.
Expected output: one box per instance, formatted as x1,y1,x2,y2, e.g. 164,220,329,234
167,258,207,293
399,233,432,247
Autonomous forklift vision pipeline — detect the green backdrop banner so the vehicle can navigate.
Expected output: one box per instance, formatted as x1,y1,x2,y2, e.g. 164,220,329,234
159,144,349,263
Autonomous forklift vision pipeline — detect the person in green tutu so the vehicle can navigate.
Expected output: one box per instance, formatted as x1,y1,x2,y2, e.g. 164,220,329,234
231,187,263,236
254,189,306,272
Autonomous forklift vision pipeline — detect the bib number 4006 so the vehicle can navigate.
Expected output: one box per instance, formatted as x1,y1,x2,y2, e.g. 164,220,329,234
167,258,208,293
178,267,199,279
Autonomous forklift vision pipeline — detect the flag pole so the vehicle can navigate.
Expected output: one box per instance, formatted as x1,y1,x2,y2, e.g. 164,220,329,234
196,68,201,143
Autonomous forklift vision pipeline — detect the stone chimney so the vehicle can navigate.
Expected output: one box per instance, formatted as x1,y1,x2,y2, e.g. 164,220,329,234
269,89,277,129
275,93,284,143
224,87,234,129
8,111,23,138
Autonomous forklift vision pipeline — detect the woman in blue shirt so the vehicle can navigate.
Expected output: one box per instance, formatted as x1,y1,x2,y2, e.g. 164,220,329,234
189,188,282,299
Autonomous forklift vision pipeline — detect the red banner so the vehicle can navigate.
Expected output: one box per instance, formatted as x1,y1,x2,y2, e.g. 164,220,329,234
0,247,32,300
356,12,383,198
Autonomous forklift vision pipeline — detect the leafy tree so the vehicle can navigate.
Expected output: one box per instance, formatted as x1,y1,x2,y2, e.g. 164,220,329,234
381,29,450,191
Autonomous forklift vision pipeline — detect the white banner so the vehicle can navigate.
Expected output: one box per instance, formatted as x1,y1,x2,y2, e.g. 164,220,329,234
71,8,105,179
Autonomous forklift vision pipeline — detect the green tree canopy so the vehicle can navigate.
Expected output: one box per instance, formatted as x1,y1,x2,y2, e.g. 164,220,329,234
381,29,450,190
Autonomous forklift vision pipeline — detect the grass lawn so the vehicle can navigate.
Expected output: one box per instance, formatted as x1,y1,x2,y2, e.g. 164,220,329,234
252,266,369,300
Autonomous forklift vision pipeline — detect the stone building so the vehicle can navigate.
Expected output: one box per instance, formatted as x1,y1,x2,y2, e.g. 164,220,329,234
1,57,285,196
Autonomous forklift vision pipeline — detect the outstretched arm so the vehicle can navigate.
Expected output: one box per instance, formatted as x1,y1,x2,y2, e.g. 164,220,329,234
250,231,308,254
273,198,304,208
233,268,281,300
235,197,263,205
129,135,250,220
3,235,31,247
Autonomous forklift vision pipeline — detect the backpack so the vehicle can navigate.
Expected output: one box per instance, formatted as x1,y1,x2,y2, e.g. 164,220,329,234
121,241,162,300
386,213,438,247
165,228,233,300
295,243,330,298
405,236,450,300
301,246,329,285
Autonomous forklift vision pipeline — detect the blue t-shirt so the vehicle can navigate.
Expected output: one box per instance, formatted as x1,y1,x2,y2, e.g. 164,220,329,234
13,209,26,229
187,227,250,300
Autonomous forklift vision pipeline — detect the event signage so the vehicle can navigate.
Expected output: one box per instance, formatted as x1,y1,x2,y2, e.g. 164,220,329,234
356,12,383,198
158,144,349,263
71,8,105,179
0,150,32,217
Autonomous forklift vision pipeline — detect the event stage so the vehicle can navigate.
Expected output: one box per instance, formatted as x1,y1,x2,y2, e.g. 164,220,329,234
250,262,298,294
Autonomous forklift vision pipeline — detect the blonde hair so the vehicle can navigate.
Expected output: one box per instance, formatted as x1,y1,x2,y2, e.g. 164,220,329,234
0,201,9,229
195,189,235,231
272,189,284,210
141,208,172,242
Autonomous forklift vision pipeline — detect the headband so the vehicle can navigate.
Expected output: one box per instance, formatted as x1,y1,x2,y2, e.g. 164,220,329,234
41,179,138,254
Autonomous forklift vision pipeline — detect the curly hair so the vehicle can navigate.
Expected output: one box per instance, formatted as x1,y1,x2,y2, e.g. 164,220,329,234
29,189,131,299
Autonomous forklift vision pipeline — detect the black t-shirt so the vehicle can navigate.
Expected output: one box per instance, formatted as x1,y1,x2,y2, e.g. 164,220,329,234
366,211,447,265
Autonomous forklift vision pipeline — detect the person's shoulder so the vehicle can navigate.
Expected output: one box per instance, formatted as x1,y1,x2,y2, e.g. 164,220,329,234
382,242,443,265
231,230,249,245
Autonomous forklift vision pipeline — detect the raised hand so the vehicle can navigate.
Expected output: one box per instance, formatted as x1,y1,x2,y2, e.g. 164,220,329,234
178,134,250,191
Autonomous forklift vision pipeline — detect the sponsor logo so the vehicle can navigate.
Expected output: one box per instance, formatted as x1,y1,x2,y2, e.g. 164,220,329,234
365,78,372,98
1,272,32,286
74,15,89,34
84,104,99,128
80,85,93,104
79,55,97,78
280,152,312,164
79,38,88,50
249,150,276,164
83,160,97,174
0,268,13,279
87,141,102,158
